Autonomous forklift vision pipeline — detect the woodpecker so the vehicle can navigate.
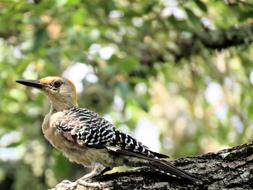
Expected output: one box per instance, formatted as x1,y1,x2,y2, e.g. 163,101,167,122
16,76,199,183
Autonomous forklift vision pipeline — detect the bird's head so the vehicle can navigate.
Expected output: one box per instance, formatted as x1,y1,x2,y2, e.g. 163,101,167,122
16,76,78,111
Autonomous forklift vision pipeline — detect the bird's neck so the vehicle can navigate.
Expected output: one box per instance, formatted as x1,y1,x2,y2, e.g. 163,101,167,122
49,98,77,112
51,103,76,112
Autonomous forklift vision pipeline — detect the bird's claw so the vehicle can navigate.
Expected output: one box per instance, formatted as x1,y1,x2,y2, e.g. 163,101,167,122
53,180,77,190
76,179,102,188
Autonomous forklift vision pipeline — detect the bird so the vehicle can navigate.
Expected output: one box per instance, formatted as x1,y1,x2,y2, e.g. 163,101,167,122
16,76,199,184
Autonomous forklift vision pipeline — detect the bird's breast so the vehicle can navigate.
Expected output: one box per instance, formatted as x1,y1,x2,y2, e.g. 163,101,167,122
41,112,94,167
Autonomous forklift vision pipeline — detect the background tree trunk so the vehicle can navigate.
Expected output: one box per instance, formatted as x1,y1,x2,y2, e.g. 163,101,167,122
52,142,253,190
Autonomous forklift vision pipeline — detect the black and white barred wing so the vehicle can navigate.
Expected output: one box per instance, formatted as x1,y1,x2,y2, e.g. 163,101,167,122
56,107,168,159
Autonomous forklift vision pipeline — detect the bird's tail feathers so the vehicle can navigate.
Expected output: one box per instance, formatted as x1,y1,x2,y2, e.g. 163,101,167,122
149,159,200,183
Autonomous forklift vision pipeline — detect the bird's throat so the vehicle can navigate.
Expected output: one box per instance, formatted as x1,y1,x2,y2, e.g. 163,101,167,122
49,98,76,112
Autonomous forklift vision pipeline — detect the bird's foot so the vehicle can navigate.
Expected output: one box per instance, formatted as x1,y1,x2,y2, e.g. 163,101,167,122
76,179,102,188
53,180,77,190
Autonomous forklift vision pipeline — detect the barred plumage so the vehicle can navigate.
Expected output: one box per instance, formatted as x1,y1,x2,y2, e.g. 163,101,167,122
56,107,161,159
16,76,199,184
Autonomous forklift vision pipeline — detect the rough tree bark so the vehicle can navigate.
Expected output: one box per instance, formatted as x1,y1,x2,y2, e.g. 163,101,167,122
52,142,253,190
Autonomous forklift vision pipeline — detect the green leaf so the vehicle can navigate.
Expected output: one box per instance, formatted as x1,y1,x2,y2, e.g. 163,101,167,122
72,8,87,25
121,56,139,72
194,0,208,12
185,8,201,27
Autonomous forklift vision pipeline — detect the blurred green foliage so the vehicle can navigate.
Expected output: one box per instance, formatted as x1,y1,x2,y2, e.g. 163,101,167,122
1,0,253,189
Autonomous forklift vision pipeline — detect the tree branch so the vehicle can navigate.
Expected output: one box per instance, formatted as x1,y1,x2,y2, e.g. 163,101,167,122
168,23,253,60
197,24,253,49
52,142,253,190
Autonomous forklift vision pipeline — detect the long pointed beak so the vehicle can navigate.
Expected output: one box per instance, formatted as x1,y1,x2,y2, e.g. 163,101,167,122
16,79,44,89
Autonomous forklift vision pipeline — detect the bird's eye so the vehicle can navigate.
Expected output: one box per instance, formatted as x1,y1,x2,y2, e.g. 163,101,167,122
53,81,62,88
